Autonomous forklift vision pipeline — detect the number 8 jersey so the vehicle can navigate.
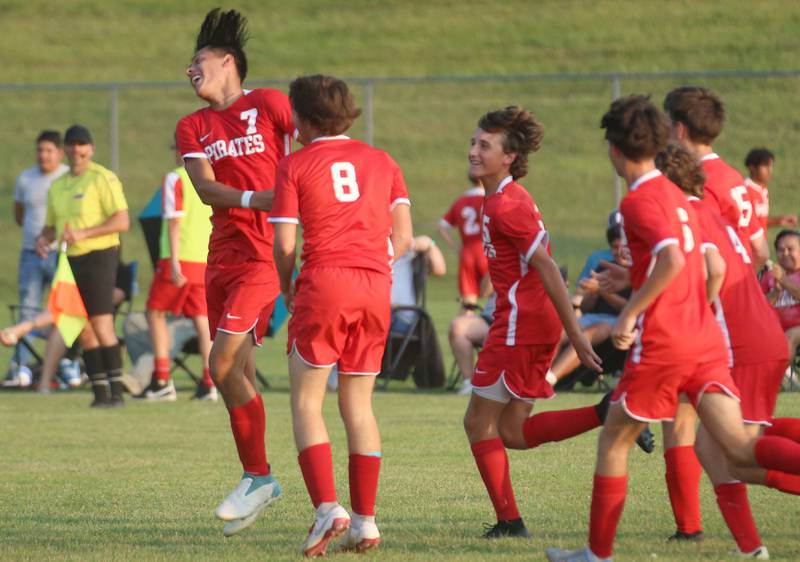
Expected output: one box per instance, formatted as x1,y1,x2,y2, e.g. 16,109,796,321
176,88,294,266
620,169,726,365
269,135,410,275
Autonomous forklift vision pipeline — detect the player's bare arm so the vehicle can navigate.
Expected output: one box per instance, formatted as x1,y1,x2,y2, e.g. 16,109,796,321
184,157,274,210
272,222,297,311
62,210,129,245
703,245,726,303
530,243,602,372
749,233,769,271
437,222,460,254
612,244,685,350
390,203,413,261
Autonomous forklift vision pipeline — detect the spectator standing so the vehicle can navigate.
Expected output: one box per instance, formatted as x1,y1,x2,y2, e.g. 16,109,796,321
36,124,129,408
4,131,68,387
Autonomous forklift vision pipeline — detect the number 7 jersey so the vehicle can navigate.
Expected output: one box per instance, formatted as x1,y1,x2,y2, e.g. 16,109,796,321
269,135,410,275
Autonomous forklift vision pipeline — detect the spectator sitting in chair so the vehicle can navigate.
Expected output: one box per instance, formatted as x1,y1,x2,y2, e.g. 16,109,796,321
449,292,495,395
760,229,800,356
134,140,215,402
546,224,631,385
390,234,446,332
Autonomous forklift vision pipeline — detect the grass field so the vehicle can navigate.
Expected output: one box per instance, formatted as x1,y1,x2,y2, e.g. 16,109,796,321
2,384,800,561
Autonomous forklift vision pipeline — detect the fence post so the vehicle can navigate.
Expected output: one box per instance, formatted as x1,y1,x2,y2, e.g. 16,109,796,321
611,74,622,207
364,81,374,146
109,86,119,174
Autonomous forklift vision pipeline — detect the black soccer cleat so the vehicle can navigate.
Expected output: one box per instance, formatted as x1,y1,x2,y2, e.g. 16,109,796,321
635,425,655,454
667,530,704,542
482,518,530,539
595,391,612,423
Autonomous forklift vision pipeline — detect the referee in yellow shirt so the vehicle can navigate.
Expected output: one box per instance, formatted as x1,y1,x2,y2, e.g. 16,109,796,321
36,125,130,408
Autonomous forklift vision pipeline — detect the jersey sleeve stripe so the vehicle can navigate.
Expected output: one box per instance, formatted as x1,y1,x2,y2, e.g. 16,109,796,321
700,242,718,253
267,217,300,224
182,152,207,159
749,227,765,241
163,210,186,219
524,230,548,263
652,238,679,255
438,218,454,229
390,197,411,210
284,134,292,156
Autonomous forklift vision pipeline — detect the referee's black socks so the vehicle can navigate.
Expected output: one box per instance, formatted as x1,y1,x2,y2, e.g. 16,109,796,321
101,344,124,405
83,347,110,407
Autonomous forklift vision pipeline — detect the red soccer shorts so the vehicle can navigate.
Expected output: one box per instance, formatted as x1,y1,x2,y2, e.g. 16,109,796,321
206,261,279,346
612,358,739,422
459,244,489,299
288,266,391,374
733,359,787,425
472,341,558,401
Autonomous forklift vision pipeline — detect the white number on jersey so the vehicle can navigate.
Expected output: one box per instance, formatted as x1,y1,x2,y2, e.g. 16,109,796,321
731,185,753,228
461,206,480,236
725,225,752,264
330,162,360,202
677,207,695,253
482,215,496,258
240,109,258,135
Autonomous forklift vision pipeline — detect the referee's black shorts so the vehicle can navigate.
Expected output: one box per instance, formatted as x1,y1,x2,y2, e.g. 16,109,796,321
68,246,120,317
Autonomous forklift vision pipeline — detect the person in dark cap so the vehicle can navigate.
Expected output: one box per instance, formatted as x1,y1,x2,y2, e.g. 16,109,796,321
36,124,130,408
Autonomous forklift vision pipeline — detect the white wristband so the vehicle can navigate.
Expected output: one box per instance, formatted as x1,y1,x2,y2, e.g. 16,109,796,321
240,190,255,208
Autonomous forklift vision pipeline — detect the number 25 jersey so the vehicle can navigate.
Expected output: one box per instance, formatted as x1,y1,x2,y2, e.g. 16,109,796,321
176,88,294,266
269,136,410,275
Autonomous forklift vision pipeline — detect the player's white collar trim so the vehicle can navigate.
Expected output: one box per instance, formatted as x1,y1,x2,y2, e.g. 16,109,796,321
464,187,485,197
497,176,513,193
687,195,700,201
700,152,719,162
311,135,350,143
629,169,661,192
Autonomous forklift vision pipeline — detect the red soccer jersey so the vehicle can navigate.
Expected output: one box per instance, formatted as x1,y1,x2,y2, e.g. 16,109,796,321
691,198,786,366
620,170,725,365
480,176,560,347
269,136,410,275
745,177,769,234
175,88,294,266
440,187,485,250
700,154,764,252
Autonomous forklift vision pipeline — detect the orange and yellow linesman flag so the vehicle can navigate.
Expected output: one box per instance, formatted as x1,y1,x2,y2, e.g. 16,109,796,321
47,245,88,347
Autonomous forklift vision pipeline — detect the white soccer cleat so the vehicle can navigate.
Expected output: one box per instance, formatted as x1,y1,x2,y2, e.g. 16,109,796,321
222,491,282,537
214,474,282,521
339,518,381,553
546,546,611,562
736,546,770,560
301,503,351,558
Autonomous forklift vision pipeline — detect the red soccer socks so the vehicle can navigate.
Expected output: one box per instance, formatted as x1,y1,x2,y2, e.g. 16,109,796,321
349,453,381,516
471,438,520,521
154,356,171,383
754,435,800,475
228,394,269,476
522,406,601,449
714,482,762,554
765,470,800,495
299,442,337,508
764,418,800,443
588,474,628,559
664,445,703,534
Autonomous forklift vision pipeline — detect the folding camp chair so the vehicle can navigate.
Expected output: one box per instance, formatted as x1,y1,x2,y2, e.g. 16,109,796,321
379,253,445,389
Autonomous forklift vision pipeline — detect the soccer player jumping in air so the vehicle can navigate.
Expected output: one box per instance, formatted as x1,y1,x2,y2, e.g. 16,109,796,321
271,75,412,556
547,95,800,562
176,9,294,536
463,106,605,539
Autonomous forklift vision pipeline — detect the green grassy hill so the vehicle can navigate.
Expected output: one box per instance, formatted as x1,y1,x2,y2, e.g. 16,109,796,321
0,0,798,373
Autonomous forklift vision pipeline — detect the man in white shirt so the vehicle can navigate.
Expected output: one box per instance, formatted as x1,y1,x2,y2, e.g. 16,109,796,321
5,131,68,386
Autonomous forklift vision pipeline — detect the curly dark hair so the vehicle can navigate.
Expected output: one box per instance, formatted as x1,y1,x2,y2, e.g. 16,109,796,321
601,95,670,162
290,75,361,136
745,147,774,168
195,8,250,82
655,143,706,198
663,87,725,144
477,106,544,180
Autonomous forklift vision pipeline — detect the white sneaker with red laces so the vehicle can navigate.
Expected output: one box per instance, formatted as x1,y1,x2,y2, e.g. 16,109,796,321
339,516,381,553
